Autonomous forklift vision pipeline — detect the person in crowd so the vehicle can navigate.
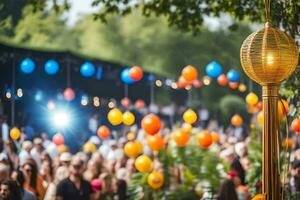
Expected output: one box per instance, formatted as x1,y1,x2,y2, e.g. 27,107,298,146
4,139,19,170
21,159,46,200
30,138,44,169
290,159,300,192
0,164,9,183
59,152,72,167
56,157,93,200
44,166,69,200
217,179,239,200
0,179,22,200
19,141,33,167
13,170,37,200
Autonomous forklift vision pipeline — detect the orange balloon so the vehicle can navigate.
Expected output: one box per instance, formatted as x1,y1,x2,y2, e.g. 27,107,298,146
129,66,143,81
211,132,219,143
278,99,289,120
177,76,190,89
172,129,190,146
251,194,265,200
217,74,228,86
181,65,198,82
124,141,143,158
141,114,161,135
231,114,243,127
247,105,256,114
291,118,300,133
147,134,164,151
282,138,293,149
196,130,213,148
97,125,110,139
228,82,239,89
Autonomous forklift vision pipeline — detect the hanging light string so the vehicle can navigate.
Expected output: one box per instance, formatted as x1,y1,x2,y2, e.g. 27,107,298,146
265,0,271,22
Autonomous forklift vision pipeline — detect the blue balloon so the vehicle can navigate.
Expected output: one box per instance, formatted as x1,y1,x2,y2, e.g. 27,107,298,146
226,69,240,82
96,66,103,80
148,74,156,81
80,62,95,77
45,59,59,75
20,58,35,74
121,68,135,84
205,61,222,78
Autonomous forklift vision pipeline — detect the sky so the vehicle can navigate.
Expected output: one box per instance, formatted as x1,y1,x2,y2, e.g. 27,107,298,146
66,0,236,31
66,0,99,26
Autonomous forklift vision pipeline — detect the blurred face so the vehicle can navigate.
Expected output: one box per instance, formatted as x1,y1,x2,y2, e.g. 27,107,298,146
40,162,50,176
70,161,84,178
0,184,10,199
22,164,33,178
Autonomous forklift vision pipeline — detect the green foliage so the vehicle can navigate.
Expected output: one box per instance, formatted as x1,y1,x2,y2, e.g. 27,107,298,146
92,0,300,38
219,95,248,126
246,126,262,196
127,139,224,199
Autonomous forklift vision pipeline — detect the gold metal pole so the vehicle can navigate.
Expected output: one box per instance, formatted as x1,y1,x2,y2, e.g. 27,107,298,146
262,85,281,200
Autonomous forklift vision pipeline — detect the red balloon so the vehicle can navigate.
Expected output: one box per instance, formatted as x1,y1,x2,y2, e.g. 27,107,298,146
121,97,131,108
129,66,143,81
256,101,263,111
181,65,198,82
63,88,75,101
141,114,161,135
135,99,145,109
177,76,190,89
217,74,228,86
193,80,202,88
196,130,213,148
229,82,239,89
291,118,300,133
52,133,64,146
97,125,110,139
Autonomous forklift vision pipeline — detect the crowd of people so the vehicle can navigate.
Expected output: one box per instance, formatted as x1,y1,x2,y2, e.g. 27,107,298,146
0,104,298,200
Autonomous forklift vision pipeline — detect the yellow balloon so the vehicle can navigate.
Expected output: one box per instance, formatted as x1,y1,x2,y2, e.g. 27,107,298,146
135,141,143,155
108,108,123,126
83,142,96,153
245,92,259,105
147,171,164,189
135,155,153,173
124,141,143,158
238,84,247,92
10,127,20,140
123,111,135,126
257,111,263,126
183,109,197,124
182,123,192,133
127,132,135,141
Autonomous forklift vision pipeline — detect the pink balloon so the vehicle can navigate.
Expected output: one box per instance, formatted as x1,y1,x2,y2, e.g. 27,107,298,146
52,133,64,146
121,97,131,108
63,88,75,101
91,179,102,192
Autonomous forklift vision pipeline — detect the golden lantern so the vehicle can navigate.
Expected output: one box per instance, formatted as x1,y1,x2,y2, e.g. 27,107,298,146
240,1,299,200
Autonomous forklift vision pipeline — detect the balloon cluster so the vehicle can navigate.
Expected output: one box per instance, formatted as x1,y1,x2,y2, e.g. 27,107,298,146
107,108,135,126
20,58,100,78
20,58,60,75
177,65,200,89
121,66,143,84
